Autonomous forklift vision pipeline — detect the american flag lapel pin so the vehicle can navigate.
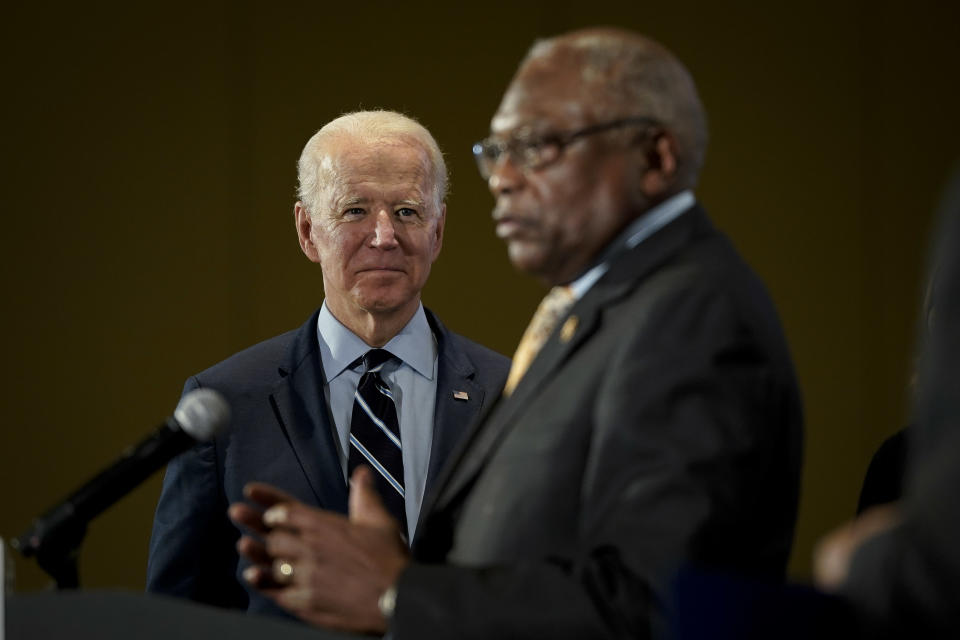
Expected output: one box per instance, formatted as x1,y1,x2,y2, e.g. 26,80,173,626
453,390,469,401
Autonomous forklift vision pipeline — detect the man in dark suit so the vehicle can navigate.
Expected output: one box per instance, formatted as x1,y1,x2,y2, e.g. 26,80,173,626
146,111,510,615
229,28,803,638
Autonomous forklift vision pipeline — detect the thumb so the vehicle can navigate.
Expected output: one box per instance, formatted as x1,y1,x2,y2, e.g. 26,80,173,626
349,466,398,530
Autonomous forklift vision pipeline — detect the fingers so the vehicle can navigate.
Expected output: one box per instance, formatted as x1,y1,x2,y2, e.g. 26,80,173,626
856,503,901,536
237,537,301,592
228,502,270,535
237,509,343,559
233,494,353,598
242,563,282,590
273,586,313,612
237,534,271,565
248,554,314,600
813,504,901,592
261,500,347,536
232,482,347,538
264,527,313,561
349,466,400,531
253,521,344,580
229,482,303,536
813,527,853,591
243,481,298,508
236,533,285,590
228,480,399,634
272,587,341,625
266,568,380,632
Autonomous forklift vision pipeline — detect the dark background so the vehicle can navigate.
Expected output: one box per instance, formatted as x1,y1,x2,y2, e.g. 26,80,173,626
2,0,958,591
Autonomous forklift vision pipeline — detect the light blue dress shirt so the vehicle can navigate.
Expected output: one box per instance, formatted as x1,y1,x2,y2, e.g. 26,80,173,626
316,302,438,540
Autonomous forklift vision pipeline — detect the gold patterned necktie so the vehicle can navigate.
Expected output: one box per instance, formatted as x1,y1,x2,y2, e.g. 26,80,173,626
503,285,576,396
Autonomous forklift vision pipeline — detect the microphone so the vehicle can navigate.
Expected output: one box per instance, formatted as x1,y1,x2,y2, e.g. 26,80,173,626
13,388,230,564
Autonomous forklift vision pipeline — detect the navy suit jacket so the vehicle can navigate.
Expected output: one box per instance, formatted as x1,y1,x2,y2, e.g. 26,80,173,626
146,307,509,615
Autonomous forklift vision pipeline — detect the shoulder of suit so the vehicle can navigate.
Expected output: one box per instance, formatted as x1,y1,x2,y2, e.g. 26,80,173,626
632,215,765,302
425,307,511,381
190,326,302,392
448,330,511,371
614,228,792,363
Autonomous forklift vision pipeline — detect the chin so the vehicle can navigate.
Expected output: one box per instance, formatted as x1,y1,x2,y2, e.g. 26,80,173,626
507,246,549,277
355,291,418,316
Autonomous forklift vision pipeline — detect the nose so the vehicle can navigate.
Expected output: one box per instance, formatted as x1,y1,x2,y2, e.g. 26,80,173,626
370,210,399,249
488,154,524,198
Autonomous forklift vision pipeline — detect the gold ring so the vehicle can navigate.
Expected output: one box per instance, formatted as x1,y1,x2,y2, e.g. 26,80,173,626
277,560,294,581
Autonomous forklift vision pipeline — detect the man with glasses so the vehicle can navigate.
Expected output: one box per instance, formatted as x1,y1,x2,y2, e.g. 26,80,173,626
229,28,803,638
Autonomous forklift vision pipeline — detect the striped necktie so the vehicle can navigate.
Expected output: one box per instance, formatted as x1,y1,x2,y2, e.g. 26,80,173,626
347,349,407,531
503,285,576,395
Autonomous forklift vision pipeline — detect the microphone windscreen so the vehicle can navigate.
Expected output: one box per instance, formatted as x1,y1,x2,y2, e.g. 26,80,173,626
174,389,230,441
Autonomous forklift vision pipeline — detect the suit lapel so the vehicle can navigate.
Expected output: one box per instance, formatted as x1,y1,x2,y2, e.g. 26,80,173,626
269,310,349,512
427,205,712,514
423,295,610,513
423,310,488,489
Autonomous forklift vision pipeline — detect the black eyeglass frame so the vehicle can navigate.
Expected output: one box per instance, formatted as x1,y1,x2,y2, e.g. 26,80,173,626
471,116,662,180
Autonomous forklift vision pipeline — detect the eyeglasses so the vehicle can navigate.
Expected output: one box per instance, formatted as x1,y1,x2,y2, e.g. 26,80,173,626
472,117,661,180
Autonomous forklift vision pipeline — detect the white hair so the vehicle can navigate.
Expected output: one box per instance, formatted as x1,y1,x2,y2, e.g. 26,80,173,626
297,110,448,214
528,29,709,190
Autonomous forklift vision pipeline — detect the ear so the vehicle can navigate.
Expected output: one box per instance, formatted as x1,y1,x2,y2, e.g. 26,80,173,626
294,202,322,263
638,133,678,198
431,203,446,262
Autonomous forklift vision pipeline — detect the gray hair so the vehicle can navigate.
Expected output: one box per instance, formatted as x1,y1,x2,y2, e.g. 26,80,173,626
297,110,448,213
528,29,708,191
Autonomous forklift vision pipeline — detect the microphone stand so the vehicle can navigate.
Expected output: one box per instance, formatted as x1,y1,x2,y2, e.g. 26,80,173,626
10,415,191,590
12,507,87,590
9,390,230,590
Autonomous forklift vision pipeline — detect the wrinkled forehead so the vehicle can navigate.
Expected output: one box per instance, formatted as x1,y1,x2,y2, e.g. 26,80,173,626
491,48,596,136
320,137,434,202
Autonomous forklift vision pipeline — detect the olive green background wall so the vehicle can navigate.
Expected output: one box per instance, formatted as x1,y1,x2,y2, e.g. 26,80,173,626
2,0,958,592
